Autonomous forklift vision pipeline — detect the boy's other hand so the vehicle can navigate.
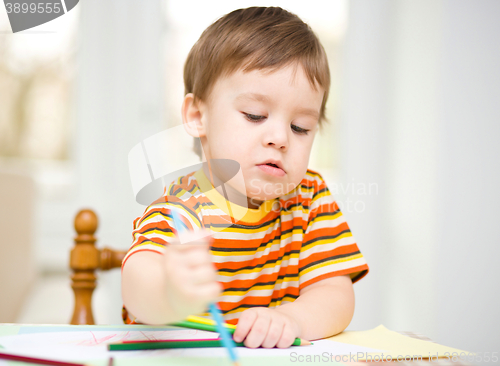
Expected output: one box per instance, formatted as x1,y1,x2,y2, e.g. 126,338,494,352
233,307,301,348
163,231,222,320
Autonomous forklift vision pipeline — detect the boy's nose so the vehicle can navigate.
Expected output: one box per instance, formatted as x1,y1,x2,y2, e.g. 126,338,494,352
264,123,289,150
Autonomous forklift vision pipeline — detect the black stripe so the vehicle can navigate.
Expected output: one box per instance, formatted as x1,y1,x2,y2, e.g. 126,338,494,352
301,229,352,248
222,294,299,314
223,274,299,292
309,210,341,223
351,269,368,282
229,215,280,230
217,249,300,272
140,204,202,230
169,202,203,228
170,186,183,196
299,250,361,272
281,225,306,236
305,170,322,179
281,201,307,212
140,208,171,223
299,183,316,190
141,226,173,235
311,187,328,200
210,225,288,253
211,232,285,253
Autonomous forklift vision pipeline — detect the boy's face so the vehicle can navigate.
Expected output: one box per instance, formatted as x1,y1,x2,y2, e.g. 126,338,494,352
196,64,324,208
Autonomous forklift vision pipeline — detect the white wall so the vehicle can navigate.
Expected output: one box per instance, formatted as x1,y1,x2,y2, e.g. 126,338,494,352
436,0,500,357
73,0,166,324
342,0,500,358
25,0,166,324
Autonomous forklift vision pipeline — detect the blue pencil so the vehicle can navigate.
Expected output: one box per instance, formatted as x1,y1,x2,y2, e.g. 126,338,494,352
171,208,240,366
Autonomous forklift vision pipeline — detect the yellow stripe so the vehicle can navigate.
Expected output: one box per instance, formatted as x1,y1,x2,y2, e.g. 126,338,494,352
217,254,298,276
302,232,353,251
309,211,343,223
300,253,364,276
131,240,166,250
223,278,299,296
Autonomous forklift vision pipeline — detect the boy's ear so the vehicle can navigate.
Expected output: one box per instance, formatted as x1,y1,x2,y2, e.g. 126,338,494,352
181,93,206,138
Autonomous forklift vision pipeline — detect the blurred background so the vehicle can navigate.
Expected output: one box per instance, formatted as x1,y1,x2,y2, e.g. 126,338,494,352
0,0,498,363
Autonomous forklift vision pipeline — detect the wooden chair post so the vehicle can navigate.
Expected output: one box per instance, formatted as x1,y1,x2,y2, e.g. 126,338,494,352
70,209,99,325
70,209,128,325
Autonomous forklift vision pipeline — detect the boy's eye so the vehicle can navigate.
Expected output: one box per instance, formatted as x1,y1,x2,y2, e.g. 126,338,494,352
243,113,266,122
291,124,309,135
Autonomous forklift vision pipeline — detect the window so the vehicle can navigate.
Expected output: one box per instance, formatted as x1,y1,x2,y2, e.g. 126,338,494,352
0,6,77,160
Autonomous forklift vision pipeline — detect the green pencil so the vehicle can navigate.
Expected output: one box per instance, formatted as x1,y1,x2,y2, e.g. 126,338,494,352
109,339,245,351
170,320,311,346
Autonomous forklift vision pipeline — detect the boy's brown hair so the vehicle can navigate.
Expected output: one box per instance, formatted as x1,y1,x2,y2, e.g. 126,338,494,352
184,7,331,156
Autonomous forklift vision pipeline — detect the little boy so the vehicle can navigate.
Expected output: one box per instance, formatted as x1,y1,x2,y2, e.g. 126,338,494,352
121,7,368,349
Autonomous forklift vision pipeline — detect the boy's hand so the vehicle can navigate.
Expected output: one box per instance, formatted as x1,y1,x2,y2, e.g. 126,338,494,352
163,231,222,320
233,307,301,348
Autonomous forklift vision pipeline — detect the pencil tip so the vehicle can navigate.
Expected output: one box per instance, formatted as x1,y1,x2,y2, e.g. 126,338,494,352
301,339,312,346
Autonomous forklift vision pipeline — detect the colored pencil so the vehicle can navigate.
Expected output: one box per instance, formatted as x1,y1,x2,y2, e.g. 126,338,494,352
171,319,311,346
171,208,240,366
0,351,88,366
109,338,245,351
209,302,239,364
185,315,237,330
109,336,312,351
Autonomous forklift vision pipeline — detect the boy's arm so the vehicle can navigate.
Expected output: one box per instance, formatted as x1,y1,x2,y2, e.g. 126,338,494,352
121,234,222,325
122,251,176,325
276,274,355,340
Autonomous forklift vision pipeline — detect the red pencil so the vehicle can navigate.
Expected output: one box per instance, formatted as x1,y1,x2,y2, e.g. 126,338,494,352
0,351,89,366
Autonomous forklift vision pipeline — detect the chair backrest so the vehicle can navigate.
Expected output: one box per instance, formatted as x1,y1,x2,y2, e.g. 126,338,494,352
69,209,127,325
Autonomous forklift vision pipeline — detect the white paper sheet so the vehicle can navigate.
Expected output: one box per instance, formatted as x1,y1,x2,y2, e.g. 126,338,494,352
0,328,383,361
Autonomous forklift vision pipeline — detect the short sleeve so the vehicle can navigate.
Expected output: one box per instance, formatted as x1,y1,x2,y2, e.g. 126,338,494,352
298,175,369,290
121,195,203,269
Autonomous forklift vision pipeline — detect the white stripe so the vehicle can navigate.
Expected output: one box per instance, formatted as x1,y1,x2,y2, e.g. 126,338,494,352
299,257,367,285
299,235,357,259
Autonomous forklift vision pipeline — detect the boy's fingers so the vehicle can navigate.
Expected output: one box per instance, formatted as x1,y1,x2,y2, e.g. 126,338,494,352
191,281,223,303
261,319,284,349
182,249,213,267
174,229,213,246
233,309,258,343
170,241,210,252
188,265,218,284
243,311,271,348
276,324,297,349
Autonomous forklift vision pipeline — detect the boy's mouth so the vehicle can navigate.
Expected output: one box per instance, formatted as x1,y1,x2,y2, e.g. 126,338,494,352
257,160,286,177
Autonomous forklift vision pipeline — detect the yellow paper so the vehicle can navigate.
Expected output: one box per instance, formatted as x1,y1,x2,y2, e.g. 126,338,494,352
326,325,470,361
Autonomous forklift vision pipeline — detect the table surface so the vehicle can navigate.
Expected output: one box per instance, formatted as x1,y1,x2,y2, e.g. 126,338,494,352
0,325,476,366
343,331,477,366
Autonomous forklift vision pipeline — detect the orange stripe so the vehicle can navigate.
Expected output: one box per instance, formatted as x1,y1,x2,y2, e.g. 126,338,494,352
300,264,369,289
121,248,162,270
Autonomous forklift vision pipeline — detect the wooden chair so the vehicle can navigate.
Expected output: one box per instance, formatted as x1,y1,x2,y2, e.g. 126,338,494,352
69,209,127,325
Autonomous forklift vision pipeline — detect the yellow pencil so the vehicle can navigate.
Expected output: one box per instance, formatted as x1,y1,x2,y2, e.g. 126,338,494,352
186,315,237,330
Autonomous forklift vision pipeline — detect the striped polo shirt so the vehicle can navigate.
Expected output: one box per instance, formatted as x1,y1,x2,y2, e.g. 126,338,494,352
122,168,368,324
